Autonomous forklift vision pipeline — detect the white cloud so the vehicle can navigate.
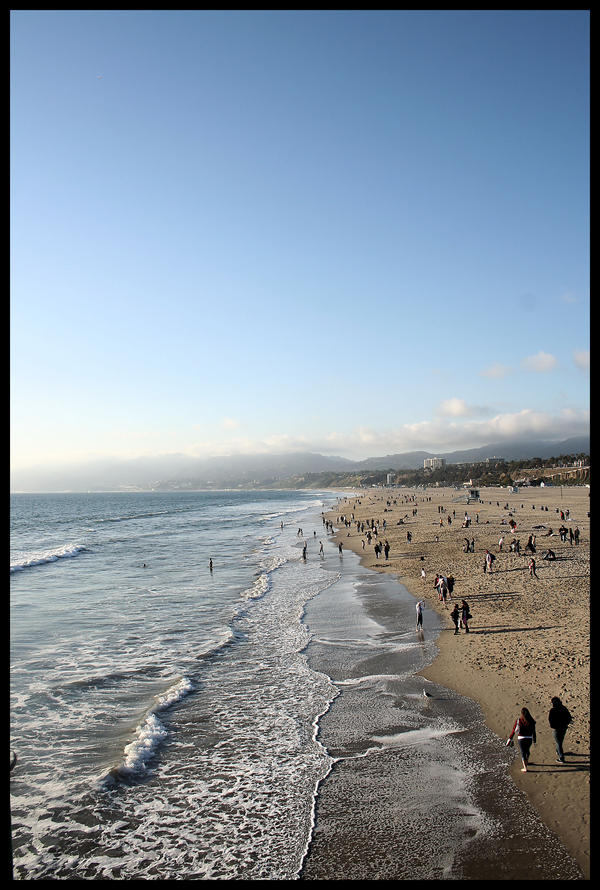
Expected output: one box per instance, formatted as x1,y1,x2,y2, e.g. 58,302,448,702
222,417,240,429
325,409,588,458
12,409,590,472
178,406,589,462
480,362,512,379
573,349,590,371
439,397,470,417
521,351,558,373
438,398,491,419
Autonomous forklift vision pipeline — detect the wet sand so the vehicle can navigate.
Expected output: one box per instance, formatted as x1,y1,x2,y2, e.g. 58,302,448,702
306,485,589,879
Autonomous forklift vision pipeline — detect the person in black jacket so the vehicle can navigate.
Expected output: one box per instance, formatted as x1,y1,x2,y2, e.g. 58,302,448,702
549,696,572,764
450,603,460,635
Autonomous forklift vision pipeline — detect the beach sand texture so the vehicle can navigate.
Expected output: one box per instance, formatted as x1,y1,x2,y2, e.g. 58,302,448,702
324,485,589,878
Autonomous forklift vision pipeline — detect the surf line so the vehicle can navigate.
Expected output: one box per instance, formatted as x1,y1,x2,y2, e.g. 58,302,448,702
296,682,341,880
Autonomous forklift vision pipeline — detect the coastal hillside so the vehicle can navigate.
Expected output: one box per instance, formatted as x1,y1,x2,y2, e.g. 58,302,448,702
10,436,590,492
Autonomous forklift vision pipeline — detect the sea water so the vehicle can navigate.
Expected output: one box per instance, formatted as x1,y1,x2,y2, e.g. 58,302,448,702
10,490,347,880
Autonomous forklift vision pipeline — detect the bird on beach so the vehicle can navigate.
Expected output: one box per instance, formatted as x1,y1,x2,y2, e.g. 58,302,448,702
423,689,432,698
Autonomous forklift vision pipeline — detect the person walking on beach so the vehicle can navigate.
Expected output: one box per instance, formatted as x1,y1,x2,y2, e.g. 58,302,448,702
338,541,343,555
421,567,427,582
319,541,324,558
416,600,424,631
450,603,460,634
460,600,471,633
548,696,572,763
528,557,538,578
507,708,537,772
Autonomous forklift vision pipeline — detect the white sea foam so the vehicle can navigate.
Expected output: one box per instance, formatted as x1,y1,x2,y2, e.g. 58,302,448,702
97,677,194,786
154,676,194,711
370,723,463,748
10,544,88,573
241,572,271,601
336,673,404,687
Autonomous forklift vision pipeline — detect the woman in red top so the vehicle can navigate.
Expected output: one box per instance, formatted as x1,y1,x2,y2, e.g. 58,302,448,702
507,707,537,771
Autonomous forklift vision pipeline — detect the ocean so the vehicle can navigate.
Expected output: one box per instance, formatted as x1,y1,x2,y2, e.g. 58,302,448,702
11,489,347,879
10,490,582,880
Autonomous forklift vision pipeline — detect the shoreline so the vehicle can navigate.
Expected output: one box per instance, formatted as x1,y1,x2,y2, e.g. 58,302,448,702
324,485,589,878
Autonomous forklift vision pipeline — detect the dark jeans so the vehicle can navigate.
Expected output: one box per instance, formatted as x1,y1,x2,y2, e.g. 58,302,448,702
518,737,533,763
553,727,567,761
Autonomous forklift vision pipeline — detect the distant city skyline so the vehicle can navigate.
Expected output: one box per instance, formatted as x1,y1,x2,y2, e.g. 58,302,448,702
11,10,589,478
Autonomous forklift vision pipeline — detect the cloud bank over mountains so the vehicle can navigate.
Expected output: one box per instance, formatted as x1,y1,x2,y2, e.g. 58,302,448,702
11,430,590,492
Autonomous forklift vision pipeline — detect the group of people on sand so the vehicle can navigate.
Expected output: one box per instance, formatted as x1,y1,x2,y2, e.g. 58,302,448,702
434,573,454,605
416,590,471,634
450,600,471,634
507,697,573,771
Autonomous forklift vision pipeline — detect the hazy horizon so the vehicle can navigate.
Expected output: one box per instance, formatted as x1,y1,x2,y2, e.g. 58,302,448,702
10,432,590,493
11,11,589,473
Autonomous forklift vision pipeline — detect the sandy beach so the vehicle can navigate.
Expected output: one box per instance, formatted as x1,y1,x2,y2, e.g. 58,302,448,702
322,485,590,878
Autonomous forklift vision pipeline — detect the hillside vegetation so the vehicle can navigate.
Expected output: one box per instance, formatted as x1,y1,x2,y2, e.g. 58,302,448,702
276,453,590,490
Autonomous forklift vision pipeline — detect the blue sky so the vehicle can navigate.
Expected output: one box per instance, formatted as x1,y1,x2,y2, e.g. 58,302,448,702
10,10,589,471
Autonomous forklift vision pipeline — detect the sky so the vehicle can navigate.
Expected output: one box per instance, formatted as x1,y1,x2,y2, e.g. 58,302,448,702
10,10,589,474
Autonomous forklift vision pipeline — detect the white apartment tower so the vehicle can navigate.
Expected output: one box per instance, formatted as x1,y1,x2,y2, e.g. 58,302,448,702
423,457,446,470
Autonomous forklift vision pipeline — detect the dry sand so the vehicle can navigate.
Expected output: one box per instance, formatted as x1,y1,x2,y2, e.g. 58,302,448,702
326,484,590,879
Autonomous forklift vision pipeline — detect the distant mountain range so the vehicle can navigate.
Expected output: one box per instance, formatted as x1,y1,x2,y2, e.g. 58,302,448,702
10,436,590,492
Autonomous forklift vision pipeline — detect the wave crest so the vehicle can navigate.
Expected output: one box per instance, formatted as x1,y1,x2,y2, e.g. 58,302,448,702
10,544,88,573
96,677,194,788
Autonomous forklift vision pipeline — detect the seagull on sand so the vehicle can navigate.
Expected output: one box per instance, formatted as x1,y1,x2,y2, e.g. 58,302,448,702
423,689,432,698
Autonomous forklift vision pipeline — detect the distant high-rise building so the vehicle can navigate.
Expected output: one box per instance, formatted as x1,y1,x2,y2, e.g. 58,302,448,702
424,457,446,470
